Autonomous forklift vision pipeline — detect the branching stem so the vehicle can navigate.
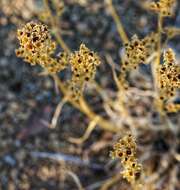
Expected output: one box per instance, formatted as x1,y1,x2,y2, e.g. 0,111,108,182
43,0,70,53
52,74,120,133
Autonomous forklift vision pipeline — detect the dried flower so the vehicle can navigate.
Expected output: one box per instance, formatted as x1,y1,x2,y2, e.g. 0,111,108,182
16,24,101,98
69,44,101,99
158,48,180,101
122,33,157,71
149,0,176,17
16,22,68,73
110,134,142,184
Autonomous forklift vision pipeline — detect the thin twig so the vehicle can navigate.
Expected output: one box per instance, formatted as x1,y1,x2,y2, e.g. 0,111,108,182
68,116,100,144
50,96,68,128
31,151,103,170
66,170,85,190
106,0,129,44
43,0,70,53
51,74,120,133
105,54,121,91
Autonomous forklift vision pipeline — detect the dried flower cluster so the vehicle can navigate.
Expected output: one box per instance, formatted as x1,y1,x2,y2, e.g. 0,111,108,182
69,44,101,99
16,22,68,73
11,0,180,188
158,49,180,100
110,134,142,184
16,22,101,98
149,0,176,17
122,33,157,72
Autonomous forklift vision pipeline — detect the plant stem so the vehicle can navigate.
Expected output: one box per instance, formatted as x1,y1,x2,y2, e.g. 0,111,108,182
100,174,121,190
43,0,70,53
153,15,163,91
52,74,120,133
43,1,121,132
106,0,129,44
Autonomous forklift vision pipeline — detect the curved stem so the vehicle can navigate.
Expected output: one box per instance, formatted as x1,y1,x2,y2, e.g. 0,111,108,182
42,1,121,132
50,96,68,128
52,74,120,133
68,116,99,144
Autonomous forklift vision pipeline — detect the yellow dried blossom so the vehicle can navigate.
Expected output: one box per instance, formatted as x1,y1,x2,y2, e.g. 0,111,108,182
149,0,176,17
142,32,158,50
158,48,180,101
16,24,101,97
122,33,157,71
110,134,142,184
16,22,56,62
69,44,101,99
16,22,68,73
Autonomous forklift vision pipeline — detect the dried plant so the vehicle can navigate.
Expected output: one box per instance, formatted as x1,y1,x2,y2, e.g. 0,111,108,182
157,48,180,112
110,134,142,187
69,44,101,99
11,0,180,189
149,0,176,17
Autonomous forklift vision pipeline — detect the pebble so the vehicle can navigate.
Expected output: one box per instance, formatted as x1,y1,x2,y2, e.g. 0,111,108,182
3,155,16,166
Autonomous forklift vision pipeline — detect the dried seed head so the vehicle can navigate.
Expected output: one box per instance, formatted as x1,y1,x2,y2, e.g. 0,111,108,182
149,0,176,17
16,22,55,59
16,22,68,73
69,44,101,99
122,33,157,72
158,48,180,101
110,134,142,184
